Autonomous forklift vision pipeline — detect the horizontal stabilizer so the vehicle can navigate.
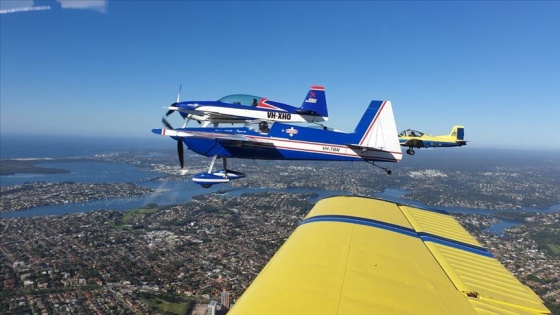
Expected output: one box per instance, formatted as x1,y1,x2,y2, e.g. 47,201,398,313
346,144,387,152
295,109,320,116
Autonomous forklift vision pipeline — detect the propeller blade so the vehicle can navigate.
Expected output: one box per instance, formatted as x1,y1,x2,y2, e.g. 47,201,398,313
177,140,184,169
162,117,174,130
165,100,180,117
162,85,185,132
176,84,182,103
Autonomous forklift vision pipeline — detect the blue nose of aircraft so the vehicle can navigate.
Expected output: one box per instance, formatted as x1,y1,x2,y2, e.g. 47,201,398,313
182,102,198,109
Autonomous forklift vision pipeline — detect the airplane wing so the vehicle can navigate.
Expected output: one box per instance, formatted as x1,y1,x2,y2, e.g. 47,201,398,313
167,106,257,126
229,196,550,315
151,128,271,143
401,138,425,147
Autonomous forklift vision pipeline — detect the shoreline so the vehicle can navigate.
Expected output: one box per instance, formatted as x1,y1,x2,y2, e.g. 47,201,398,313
0,160,71,176
2,184,559,218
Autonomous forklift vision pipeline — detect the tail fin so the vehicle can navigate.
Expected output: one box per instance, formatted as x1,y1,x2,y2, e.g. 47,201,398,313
298,86,328,120
351,100,401,154
450,125,465,140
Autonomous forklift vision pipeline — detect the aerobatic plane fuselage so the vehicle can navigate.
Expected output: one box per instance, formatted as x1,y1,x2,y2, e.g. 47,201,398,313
153,99,402,187
165,86,329,127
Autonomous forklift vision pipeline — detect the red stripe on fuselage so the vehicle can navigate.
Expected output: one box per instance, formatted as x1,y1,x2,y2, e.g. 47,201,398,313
245,135,402,155
243,135,402,160
240,142,400,161
257,99,284,111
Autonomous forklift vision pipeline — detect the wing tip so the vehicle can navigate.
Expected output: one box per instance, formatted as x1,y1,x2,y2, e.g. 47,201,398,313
151,128,164,135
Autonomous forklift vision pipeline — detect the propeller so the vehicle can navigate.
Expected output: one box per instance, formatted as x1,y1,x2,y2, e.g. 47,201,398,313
161,117,185,170
163,84,203,127
161,85,186,171
177,137,184,169
176,84,182,103
163,84,183,124
162,116,174,130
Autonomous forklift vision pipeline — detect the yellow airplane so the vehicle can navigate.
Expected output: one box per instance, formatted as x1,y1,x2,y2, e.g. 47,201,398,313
228,196,550,315
399,125,467,155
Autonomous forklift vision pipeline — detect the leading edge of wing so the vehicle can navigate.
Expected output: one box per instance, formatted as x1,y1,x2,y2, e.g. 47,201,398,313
169,106,256,121
151,128,268,142
228,196,550,315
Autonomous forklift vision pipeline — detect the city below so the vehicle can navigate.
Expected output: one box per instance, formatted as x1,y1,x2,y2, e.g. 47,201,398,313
1,147,559,314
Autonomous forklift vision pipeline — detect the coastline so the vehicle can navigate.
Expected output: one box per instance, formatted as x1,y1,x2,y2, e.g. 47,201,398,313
0,160,71,176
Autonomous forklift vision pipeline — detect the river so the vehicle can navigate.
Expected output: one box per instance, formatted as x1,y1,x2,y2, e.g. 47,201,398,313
1,161,558,236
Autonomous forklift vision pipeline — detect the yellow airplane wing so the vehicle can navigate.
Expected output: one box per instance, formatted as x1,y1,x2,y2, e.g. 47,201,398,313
400,138,424,147
229,196,550,315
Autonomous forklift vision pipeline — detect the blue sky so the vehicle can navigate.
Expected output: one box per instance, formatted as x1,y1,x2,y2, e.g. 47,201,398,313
1,1,559,151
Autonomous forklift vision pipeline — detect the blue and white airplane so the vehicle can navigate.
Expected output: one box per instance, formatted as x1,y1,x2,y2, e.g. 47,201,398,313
163,86,329,128
153,100,402,188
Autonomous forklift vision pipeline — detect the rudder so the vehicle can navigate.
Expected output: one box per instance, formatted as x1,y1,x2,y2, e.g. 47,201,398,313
299,86,328,119
450,126,465,140
351,100,401,154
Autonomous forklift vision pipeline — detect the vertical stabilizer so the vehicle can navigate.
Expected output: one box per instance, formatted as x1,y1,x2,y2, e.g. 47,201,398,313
449,126,465,140
352,101,401,154
299,86,328,119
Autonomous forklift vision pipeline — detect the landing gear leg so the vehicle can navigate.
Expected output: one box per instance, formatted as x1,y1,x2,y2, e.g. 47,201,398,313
194,155,245,188
222,157,228,178
199,155,220,189
206,155,229,178
207,155,218,173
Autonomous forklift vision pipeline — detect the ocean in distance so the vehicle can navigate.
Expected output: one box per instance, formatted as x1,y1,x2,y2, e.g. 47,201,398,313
0,133,168,159
1,133,559,235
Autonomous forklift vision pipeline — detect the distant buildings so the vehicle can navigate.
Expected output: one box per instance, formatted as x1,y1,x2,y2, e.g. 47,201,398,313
208,300,217,315
221,290,231,309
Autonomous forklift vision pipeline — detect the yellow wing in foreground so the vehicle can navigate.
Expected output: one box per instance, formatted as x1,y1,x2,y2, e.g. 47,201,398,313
229,196,550,315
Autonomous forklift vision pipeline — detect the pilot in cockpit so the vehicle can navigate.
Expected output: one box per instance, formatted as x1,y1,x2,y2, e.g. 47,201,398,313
252,99,258,106
259,121,269,133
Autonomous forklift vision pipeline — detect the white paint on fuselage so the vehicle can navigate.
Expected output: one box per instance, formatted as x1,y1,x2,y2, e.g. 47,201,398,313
171,105,326,124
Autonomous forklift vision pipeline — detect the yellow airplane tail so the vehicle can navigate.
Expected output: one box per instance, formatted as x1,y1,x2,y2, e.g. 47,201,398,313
449,125,465,140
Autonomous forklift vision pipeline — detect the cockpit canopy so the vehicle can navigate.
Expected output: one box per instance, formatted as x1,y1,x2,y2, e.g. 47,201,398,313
218,94,261,106
399,129,424,137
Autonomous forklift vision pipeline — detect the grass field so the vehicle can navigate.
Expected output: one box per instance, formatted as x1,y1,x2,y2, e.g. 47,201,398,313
147,299,189,315
122,207,157,222
546,243,560,255
114,207,157,229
